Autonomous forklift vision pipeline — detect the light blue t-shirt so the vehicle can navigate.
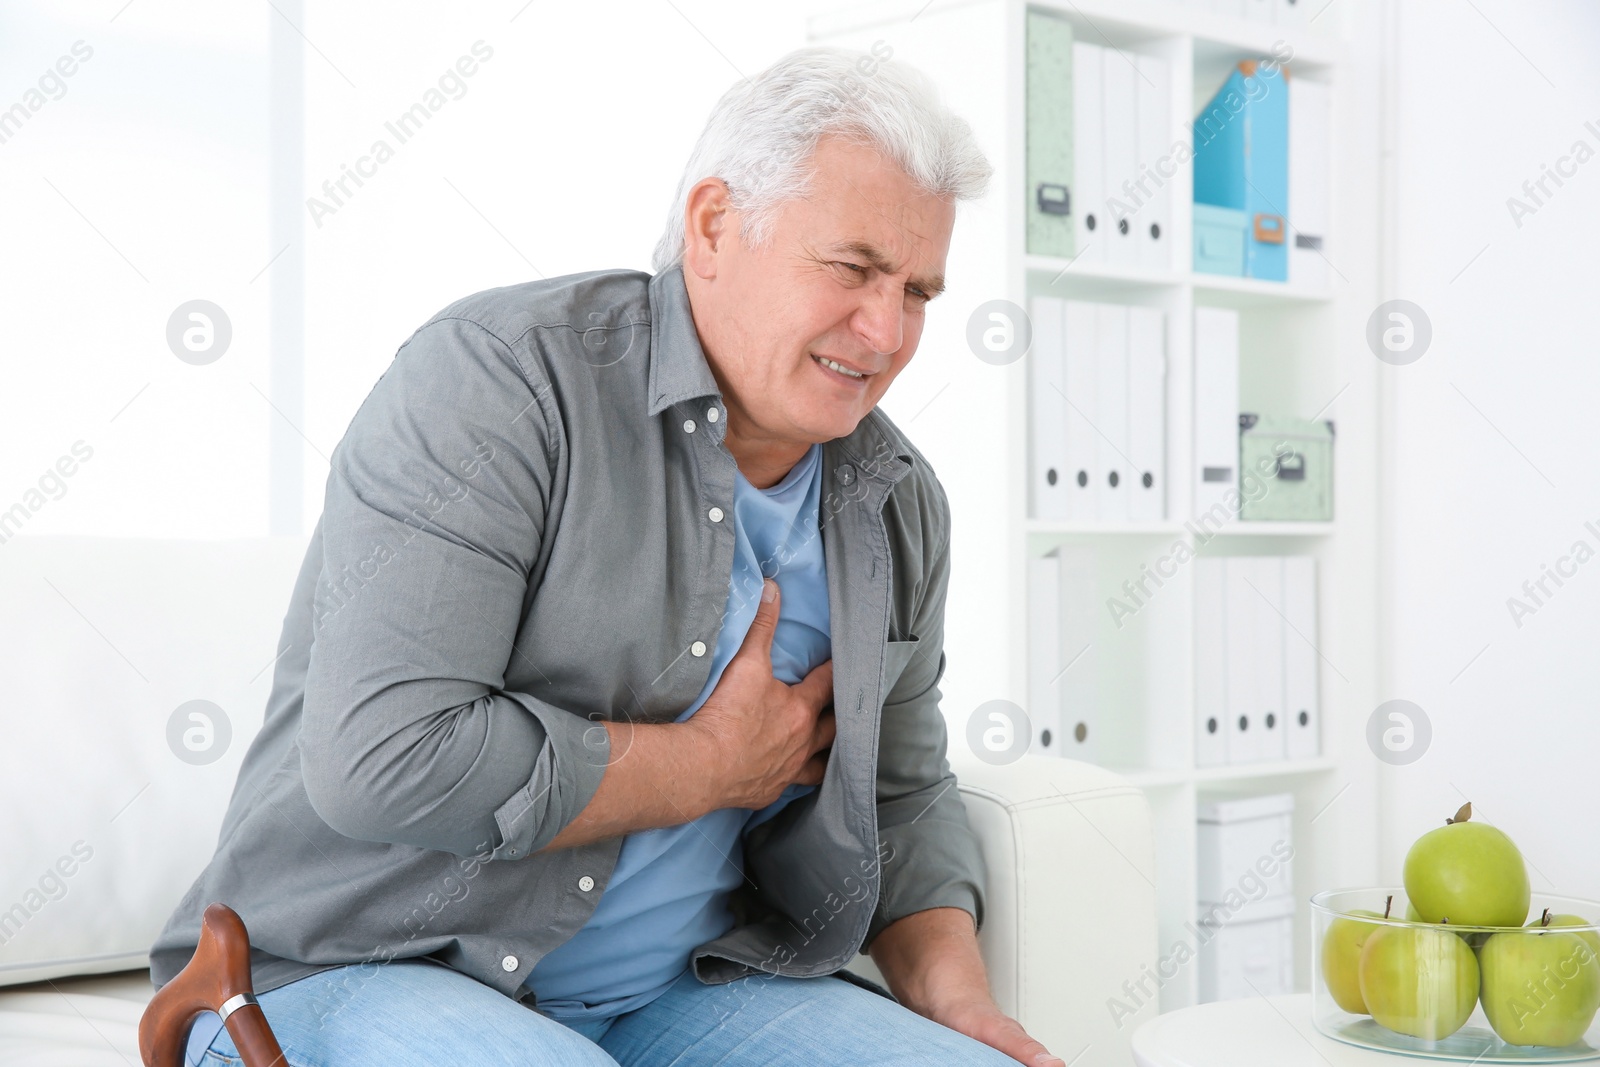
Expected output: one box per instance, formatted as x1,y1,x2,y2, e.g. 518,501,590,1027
523,443,829,1020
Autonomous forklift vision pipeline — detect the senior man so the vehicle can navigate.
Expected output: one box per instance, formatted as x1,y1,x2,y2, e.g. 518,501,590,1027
153,46,1060,1067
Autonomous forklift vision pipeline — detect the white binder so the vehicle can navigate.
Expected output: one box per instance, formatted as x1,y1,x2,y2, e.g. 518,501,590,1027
1062,300,1099,520
1057,545,1099,761
1288,77,1331,290
1243,0,1274,21
1071,42,1106,263
1135,54,1172,272
1194,557,1229,767
1029,296,1069,520
1094,303,1130,522
1253,556,1288,761
1283,555,1320,758
1193,307,1240,526
1224,557,1265,763
1028,553,1063,755
1126,306,1166,522
1101,53,1139,268
1275,0,1307,25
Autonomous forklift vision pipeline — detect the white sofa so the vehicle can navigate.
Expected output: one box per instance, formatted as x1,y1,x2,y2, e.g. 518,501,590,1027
0,536,1158,1064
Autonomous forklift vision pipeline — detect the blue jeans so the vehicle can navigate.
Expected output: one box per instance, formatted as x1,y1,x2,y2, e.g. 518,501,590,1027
183,959,1021,1066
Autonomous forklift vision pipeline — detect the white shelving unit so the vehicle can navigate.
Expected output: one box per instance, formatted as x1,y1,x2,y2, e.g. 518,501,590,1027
811,0,1382,1015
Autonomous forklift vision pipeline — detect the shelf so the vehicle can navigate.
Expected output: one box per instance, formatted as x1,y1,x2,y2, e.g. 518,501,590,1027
1107,756,1338,788
1192,273,1337,308
1025,255,1185,290
809,0,1344,68
1189,19,1343,75
1025,256,1336,307
1211,521,1336,537
1026,519,1334,538
1193,756,1339,784
1104,766,1193,788
1026,520,1186,536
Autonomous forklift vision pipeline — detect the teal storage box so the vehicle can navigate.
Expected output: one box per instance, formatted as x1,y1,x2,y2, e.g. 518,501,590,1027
1193,203,1248,276
1239,414,1334,521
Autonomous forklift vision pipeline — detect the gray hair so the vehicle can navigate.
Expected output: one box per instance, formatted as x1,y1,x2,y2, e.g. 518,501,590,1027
650,45,993,273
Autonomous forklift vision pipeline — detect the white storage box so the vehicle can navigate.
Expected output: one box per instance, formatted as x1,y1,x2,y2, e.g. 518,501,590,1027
1196,792,1294,906
1196,893,1294,1002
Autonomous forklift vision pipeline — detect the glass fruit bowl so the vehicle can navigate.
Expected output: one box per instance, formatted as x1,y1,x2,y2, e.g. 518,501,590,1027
1313,888,1600,1062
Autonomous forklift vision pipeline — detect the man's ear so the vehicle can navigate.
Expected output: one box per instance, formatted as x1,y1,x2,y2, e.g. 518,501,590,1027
682,177,734,280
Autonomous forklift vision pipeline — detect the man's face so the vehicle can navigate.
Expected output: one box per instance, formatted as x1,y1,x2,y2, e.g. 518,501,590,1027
685,135,956,446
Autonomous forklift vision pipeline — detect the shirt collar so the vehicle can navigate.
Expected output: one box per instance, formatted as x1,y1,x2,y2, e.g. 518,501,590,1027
646,263,912,487
647,264,723,418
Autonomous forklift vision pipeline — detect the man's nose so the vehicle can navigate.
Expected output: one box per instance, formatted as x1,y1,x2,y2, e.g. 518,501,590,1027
853,284,904,358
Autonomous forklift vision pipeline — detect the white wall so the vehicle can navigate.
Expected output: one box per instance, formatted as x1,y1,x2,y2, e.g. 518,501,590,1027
0,2,274,540
293,0,843,526
1383,0,1600,898
0,0,838,542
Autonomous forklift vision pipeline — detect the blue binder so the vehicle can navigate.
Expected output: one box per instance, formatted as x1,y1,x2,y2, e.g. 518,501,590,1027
1192,60,1289,282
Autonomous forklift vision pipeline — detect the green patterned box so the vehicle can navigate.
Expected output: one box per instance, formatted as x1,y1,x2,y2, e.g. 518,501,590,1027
1239,414,1334,521
1026,9,1074,258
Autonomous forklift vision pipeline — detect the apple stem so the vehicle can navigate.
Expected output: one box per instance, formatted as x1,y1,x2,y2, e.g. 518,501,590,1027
1446,801,1472,825
1385,895,1394,919
1541,908,1552,928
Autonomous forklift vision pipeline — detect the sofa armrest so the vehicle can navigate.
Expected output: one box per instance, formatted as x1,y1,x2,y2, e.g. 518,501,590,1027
850,754,1159,1066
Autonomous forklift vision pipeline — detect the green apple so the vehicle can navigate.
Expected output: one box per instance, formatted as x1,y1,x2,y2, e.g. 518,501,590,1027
1404,899,1485,953
1359,923,1480,1040
1403,802,1529,928
1479,926,1600,1047
1323,909,1385,1014
1532,910,1600,961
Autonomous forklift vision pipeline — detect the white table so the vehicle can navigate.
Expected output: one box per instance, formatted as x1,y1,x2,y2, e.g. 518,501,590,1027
1131,994,1395,1066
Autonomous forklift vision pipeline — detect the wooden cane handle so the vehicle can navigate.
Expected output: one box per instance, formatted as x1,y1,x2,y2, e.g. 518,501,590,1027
139,903,287,1067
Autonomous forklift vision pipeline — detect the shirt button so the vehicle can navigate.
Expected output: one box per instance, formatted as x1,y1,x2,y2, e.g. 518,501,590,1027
708,506,724,523
578,876,595,892
706,406,720,423
691,640,707,657
501,955,519,972
683,418,696,433
837,464,857,486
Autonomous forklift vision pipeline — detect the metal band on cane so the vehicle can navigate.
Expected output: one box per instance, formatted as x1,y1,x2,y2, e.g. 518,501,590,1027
217,992,259,1022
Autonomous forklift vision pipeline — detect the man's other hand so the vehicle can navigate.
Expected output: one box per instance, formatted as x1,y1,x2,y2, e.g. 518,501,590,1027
869,907,1066,1067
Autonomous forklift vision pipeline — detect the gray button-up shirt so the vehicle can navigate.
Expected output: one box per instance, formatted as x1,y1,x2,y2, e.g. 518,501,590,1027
149,264,984,1003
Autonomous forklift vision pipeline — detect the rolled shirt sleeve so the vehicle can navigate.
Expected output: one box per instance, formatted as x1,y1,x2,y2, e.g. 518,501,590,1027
866,486,986,945
297,315,610,860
